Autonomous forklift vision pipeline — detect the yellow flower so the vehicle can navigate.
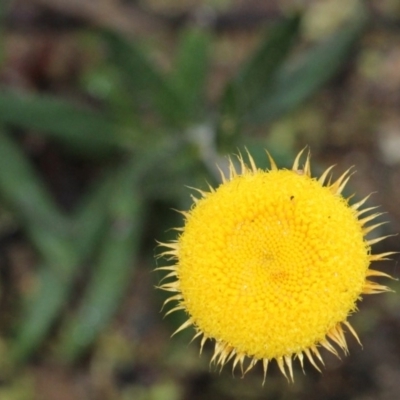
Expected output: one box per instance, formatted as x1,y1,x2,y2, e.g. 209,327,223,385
157,149,393,382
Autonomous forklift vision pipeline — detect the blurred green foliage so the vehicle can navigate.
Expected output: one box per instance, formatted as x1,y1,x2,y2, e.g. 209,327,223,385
0,5,366,367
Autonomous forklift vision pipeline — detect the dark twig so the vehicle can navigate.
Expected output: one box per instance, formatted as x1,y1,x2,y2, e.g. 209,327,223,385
5,0,283,35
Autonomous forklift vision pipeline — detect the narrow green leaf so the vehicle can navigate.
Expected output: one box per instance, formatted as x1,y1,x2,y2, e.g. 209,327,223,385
247,13,367,124
217,13,301,147
0,131,94,363
58,163,144,362
9,137,171,362
11,172,119,362
0,131,71,239
169,28,211,119
101,30,188,127
71,175,115,259
0,90,121,154
11,266,75,363
233,13,301,112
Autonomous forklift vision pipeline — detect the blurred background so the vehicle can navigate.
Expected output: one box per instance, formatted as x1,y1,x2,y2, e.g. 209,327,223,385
0,0,399,399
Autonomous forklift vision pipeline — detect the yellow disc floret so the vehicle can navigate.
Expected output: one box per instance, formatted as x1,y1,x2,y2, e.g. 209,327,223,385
157,149,393,382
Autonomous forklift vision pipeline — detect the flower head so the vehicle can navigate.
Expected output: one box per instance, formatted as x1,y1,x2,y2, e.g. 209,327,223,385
157,149,393,382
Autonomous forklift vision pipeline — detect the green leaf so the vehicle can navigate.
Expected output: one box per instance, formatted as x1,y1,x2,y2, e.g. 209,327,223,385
246,13,367,124
11,266,76,363
101,30,188,127
58,162,144,362
0,130,94,362
71,175,115,259
0,90,121,154
232,13,301,112
169,28,211,120
0,131,71,241
217,13,301,147
11,171,118,362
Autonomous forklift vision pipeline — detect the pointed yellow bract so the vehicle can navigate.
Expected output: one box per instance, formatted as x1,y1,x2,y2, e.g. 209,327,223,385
157,150,393,382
